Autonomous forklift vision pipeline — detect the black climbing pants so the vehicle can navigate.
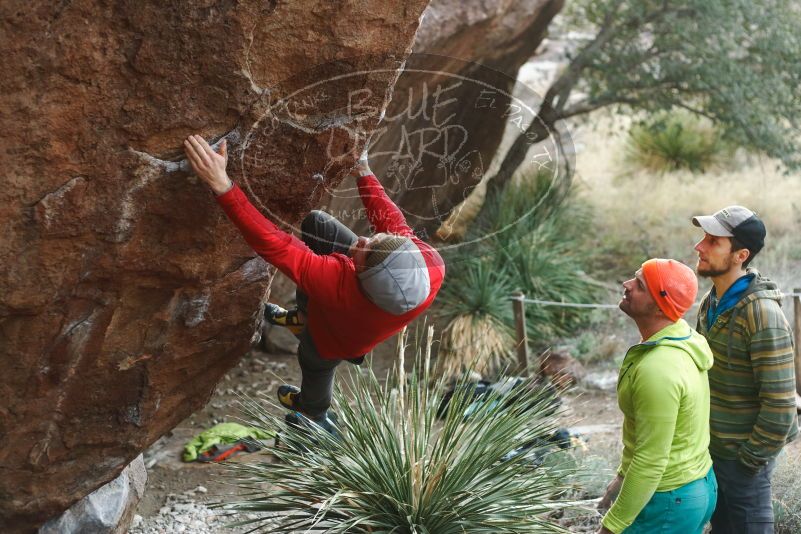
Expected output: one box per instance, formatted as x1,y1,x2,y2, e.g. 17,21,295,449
294,210,357,418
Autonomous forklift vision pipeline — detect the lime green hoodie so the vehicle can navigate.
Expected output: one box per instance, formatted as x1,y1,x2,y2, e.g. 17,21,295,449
602,320,714,534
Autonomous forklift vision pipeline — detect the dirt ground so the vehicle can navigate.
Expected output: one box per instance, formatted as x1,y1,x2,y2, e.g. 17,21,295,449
131,332,626,532
133,329,410,522
130,332,801,533
134,348,300,519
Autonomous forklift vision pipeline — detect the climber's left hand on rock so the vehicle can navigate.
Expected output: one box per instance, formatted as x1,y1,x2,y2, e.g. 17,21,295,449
348,147,372,179
184,135,233,195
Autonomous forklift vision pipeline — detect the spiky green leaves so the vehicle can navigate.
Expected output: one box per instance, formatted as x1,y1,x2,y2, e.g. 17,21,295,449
217,340,575,533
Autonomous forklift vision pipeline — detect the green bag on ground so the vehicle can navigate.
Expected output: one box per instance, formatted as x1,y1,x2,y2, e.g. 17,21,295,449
182,422,275,462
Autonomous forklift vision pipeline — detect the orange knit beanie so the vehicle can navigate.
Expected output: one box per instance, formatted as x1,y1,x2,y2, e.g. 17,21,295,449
641,259,698,321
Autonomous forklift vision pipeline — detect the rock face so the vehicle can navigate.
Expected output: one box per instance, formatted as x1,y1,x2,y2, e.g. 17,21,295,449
326,0,565,237
0,1,428,530
38,455,147,534
1,0,566,529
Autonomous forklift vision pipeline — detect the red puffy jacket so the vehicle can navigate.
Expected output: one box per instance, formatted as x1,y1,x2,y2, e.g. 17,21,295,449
216,174,445,359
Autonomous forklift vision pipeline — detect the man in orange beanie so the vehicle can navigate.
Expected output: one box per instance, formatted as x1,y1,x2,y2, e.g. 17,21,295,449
598,259,717,534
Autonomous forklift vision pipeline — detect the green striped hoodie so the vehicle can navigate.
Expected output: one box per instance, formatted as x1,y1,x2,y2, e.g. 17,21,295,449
696,269,798,472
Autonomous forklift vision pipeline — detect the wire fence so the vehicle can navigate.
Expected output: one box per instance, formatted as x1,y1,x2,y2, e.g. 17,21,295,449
509,292,801,310
510,289,801,385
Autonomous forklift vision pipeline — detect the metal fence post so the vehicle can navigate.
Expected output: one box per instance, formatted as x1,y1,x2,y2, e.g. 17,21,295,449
512,292,529,376
794,289,801,395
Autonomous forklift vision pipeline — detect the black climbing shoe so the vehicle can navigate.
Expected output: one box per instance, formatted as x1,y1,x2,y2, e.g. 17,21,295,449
284,411,341,441
276,386,341,445
265,303,304,335
277,384,303,411
278,384,337,418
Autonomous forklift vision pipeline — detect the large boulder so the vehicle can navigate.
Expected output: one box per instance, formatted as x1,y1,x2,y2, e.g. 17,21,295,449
38,455,147,534
326,0,565,236
0,1,428,530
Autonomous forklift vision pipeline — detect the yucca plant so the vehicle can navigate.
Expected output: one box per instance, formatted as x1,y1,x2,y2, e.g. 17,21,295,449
436,171,601,378
217,330,576,533
436,259,516,377
500,216,600,340
470,169,568,248
626,113,727,174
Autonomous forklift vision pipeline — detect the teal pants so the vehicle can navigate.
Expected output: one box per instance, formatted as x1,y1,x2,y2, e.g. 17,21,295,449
625,468,717,534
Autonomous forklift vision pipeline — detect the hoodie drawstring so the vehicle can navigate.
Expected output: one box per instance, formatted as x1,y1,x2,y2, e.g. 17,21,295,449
725,305,742,370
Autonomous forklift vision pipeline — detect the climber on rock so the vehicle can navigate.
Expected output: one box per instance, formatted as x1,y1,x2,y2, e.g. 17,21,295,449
183,135,445,431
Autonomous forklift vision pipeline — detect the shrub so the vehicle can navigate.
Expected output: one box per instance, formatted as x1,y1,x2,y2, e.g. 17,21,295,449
626,113,727,174
218,334,576,533
436,171,602,378
436,259,516,377
550,451,614,531
504,219,601,340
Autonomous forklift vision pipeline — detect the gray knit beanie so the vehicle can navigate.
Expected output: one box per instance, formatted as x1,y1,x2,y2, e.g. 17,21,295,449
365,235,409,269
358,235,431,316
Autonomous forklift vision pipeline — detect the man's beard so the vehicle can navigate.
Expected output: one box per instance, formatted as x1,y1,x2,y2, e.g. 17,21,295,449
696,256,733,278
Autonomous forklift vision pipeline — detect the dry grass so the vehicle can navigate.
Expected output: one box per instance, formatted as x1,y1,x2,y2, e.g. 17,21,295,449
438,314,516,379
570,114,801,291
773,445,801,533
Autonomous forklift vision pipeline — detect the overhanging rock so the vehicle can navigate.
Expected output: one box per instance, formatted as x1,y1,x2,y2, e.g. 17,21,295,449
326,0,565,237
0,1,428,529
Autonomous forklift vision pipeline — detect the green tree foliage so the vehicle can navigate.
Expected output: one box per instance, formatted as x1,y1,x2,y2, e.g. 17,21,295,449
565,0,800,163
487,0,801,198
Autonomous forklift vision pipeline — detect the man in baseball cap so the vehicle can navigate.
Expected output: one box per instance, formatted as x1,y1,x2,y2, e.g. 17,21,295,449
692,205,766,269
599,259,716,534
692,206,797,533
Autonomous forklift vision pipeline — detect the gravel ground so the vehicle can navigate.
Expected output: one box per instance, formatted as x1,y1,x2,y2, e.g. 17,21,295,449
132,321,400,533
129,484,285,534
